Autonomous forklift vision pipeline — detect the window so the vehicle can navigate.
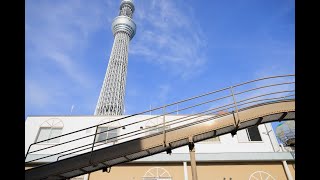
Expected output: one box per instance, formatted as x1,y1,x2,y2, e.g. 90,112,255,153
249,171,275,180
237,126,263,142
143,167,172,180
95,127,118,143
35,118,64,143
246,126,262,141
35,127,63,143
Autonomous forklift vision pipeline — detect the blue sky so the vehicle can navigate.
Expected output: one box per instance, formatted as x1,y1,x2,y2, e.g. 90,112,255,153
26,0,295,137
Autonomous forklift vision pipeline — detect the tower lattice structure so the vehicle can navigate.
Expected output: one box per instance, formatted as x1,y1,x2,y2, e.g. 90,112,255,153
94,0,136,116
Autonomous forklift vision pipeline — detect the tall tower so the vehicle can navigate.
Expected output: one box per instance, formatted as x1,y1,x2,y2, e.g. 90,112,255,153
94,0,136,116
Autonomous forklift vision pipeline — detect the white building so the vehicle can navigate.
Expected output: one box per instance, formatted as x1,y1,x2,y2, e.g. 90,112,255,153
25,115,295,180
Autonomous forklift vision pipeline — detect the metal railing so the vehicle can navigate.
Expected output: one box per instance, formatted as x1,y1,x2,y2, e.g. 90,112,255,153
25,74,295,165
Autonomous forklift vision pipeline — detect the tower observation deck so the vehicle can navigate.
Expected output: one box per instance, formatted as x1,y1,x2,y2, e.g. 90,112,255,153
94,0,136,116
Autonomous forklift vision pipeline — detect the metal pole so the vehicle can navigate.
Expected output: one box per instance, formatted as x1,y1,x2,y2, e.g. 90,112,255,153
282,160,294,180
25,143,34,161
163,106,166,146
280,144,294,180
70,105,74,115
89,126,99,164
84,173,89,180
230,86,240,127
188,138,198,180
150,104,152,115
183,162,189,180
263,123,276,152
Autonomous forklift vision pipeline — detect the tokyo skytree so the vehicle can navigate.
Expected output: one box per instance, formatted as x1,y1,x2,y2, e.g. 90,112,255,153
94,0,136,116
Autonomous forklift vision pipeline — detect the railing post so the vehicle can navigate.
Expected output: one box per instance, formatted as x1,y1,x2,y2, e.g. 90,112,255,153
25,143,34,161
230,86,241,127
57,155,62,161
163,105,166,147
89,126,99,164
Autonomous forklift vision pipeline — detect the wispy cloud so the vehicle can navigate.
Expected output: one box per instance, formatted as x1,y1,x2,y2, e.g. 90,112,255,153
26,0,109,85
26,0,113,114
26,0,294,119
157,84,171,103
46,51,92,88
26,81,55,108
130,0,207,79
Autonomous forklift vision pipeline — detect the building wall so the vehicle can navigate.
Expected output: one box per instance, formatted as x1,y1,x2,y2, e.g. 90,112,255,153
25,161,295,180
25,115,279,161
89,162,295,180
25,116,294,180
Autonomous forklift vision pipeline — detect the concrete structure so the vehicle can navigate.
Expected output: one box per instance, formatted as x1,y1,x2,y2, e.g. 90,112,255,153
94,0,136,116
25,114,295,180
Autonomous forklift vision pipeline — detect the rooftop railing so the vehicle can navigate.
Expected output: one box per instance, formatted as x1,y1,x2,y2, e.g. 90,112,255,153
25,74,295,165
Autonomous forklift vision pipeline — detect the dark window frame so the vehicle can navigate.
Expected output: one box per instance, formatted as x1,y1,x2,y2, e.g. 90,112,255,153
246,126,262,141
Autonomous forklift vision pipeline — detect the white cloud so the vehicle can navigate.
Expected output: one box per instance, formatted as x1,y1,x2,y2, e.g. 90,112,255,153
26,81,52,108
130,0,207,79
158,84,171,102
26,0,112,88
25,0,115,114
46,51,92,88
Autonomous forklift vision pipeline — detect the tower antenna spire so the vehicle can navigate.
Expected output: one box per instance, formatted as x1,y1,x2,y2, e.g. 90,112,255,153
94,0,136,116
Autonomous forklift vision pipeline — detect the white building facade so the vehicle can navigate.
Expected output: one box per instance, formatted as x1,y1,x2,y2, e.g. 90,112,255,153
25,115,295,180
